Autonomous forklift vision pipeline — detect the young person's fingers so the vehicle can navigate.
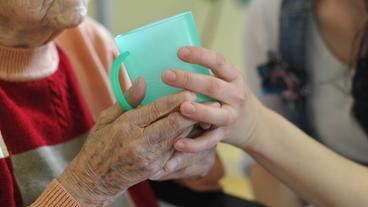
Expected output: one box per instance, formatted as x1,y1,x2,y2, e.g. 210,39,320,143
181,102,236,127
199,102,221,129
177,46,240,82
162,69,237,105
174,127,226,153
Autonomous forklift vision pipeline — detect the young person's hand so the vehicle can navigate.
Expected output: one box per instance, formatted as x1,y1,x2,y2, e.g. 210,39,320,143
162,46,262,153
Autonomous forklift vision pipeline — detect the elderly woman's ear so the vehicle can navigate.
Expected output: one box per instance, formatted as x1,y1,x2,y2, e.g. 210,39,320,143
0,0,87,48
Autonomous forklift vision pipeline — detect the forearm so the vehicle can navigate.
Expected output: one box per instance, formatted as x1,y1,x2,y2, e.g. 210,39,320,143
250,163,303,207
243,105,368,207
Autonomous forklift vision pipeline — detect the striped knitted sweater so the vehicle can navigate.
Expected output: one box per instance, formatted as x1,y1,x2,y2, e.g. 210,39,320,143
0,18,158,207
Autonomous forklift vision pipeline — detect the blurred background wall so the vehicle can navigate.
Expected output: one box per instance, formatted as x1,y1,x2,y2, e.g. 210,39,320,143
87,0,253,200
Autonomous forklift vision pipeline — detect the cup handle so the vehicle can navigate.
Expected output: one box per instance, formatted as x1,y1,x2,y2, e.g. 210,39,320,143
110,51,134,111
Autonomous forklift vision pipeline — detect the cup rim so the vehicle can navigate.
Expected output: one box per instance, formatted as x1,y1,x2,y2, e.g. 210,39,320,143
115,11,193,38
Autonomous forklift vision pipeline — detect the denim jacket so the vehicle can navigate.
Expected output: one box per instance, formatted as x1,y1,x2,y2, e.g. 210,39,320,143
258,0,315,136
257,0,368,166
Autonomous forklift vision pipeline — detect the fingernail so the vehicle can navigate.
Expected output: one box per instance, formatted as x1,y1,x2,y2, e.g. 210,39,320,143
164,70,176,82
180,47,191,57
166,160,178,171
185,91,197,100
201,123,211,130
183,102,196,114
133,77,141,86
150,171,162,180
175,141,185,149
190,92,197,99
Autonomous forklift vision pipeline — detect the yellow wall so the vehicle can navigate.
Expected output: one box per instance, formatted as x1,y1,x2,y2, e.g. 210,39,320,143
88,0,247,71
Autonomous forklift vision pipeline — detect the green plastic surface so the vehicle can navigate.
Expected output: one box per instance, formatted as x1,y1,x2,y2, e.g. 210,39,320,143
111,12,213,111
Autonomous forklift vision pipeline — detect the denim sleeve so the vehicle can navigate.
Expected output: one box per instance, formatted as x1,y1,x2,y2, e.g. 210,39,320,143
244,0,292,119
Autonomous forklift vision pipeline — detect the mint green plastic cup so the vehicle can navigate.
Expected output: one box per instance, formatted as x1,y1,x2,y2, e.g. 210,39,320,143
111,12,213,111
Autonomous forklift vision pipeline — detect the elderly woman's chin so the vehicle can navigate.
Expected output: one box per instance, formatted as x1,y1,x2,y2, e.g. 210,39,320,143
50,6,87,29
0,0,88,47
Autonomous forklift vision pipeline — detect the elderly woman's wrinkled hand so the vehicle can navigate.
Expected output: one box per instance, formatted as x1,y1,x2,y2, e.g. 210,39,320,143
59,88,197,206
149,145,217,181
149,103,221,183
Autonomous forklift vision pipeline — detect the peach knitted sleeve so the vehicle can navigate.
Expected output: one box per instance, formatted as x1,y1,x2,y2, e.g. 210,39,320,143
31,180,80,207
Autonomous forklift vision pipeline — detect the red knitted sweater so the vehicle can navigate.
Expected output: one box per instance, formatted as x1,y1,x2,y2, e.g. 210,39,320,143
0,46,158,206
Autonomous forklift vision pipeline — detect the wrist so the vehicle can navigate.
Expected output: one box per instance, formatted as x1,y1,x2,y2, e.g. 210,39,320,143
241,103,271,152
230,93,265,150
58,158,128,206
58,167,104,206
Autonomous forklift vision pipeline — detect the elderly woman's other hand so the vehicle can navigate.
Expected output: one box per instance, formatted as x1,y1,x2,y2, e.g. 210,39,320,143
58,78,198,206
149,122,223,191
150,146,217,180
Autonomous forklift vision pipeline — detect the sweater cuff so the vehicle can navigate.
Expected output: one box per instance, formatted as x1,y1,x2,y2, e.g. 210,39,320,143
31,179,80,207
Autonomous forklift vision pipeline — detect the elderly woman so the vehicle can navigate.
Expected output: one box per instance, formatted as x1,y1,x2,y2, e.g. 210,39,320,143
0,1,226,206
